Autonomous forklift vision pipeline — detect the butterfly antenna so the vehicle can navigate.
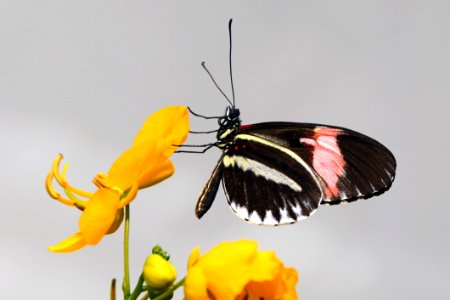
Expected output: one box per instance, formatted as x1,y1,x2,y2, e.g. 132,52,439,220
201,62,233,107
228,19,236,108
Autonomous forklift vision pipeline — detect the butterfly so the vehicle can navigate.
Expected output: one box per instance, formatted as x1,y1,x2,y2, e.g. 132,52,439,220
179,19,396,225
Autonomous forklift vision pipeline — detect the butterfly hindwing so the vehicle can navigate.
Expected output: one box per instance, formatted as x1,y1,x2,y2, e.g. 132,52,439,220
238,122,396,205
221,133,323,225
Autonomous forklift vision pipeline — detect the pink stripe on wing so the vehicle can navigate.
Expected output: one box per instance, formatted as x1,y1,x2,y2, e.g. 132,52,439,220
301,128,345,198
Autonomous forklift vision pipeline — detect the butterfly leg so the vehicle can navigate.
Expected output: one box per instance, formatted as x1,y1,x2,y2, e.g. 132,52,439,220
189,129,219,134
175,143,216,154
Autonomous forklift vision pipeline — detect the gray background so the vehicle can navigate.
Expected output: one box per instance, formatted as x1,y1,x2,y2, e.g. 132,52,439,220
1,1,449,299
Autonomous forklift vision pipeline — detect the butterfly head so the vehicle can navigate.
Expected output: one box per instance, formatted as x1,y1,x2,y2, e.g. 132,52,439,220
217,106,241,142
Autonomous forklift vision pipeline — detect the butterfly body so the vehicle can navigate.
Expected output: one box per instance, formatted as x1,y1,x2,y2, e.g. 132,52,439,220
195,109,396,225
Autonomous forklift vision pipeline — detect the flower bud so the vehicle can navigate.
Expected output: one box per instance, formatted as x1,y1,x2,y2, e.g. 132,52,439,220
143,253,177,291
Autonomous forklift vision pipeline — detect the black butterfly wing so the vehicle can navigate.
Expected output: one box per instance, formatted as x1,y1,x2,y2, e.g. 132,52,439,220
220,132,323,225
195,122,396,225
195,155,224,219
238,122,396,205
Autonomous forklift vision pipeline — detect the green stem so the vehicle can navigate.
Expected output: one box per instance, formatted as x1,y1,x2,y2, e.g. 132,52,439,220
152,278,186,300
128,274,145,300
123,205,131,297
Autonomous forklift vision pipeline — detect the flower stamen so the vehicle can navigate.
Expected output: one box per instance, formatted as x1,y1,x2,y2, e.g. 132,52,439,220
51,154,94,199
51,153,64,184
45,172,75,206
60,165,94,199
46,154,95,210
93,172,109,189
64,187,88,210
92,173,129,201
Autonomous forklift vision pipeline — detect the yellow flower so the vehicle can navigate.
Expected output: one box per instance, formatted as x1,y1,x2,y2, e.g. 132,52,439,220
243,265,298,300
143,253,177,290
45,106,189,253
184,240,298,300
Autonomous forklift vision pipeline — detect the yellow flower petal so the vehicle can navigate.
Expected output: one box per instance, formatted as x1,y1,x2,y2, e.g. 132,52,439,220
48,232,86,253
79,189,120,245
108,106,189,190
248,250,282,282
107,146,147,189
132,106,189,157
184,240,299,300
246,266,298,300
106,207,124,234
137,157,174,189
185,240,283,300
280,268,299,300
184,266,209,300
187,246,201,268
108,143,175,190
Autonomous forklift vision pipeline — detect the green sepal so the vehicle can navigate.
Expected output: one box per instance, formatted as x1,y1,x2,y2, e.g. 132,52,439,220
152,245,170,261
147,287,173,300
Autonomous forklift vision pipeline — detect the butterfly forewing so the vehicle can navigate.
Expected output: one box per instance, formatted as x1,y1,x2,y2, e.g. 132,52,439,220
238,122,396,205
195,155,224,219
329,132,396,203
220,133,323,225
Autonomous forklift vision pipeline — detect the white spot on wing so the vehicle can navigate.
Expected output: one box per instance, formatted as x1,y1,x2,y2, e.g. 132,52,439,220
229,199,316,225
234,204,249,220
248,211,263,224
262,211,278,225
